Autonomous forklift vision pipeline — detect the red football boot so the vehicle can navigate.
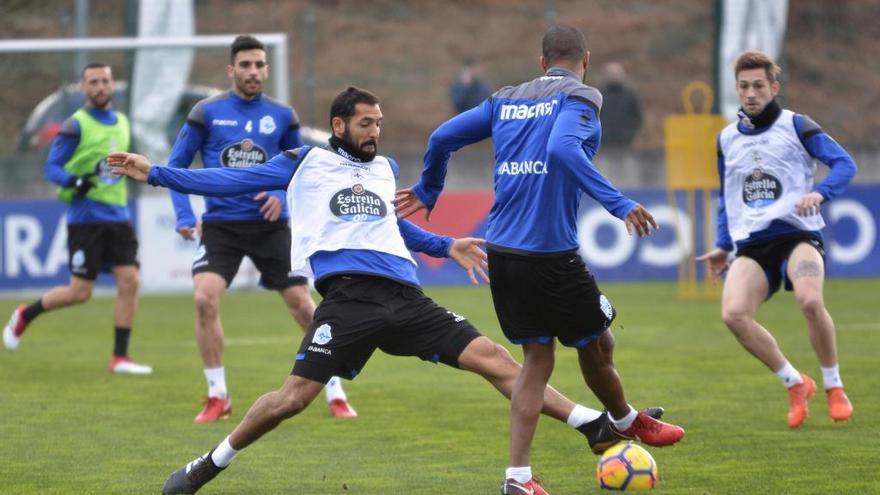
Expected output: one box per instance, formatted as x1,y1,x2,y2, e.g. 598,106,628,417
194,397,232,423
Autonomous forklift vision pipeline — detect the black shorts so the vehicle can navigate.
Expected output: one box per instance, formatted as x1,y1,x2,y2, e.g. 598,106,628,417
67,222,139,280
735,233,825,298
193,220,307,290
292,275,482,383
488,247,616,348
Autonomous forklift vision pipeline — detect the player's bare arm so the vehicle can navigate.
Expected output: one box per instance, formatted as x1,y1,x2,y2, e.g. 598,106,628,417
107,152,152,182
448,237,490,286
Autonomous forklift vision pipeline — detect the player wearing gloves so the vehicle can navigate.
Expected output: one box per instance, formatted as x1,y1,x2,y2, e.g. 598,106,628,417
3,63,151,375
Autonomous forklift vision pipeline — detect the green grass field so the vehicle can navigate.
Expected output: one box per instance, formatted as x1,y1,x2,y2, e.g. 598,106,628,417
1,279,878,494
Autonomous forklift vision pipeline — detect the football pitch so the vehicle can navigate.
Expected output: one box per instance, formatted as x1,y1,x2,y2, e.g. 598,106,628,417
1,279,877,494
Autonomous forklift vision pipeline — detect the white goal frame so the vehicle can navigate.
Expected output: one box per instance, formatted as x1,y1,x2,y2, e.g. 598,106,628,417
0,33,291,102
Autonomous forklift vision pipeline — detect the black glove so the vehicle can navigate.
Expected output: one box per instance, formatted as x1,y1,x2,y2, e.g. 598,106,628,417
67,176,93,197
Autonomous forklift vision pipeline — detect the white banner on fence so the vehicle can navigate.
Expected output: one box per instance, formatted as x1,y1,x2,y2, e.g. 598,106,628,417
136,194,260,294
718,0,788,121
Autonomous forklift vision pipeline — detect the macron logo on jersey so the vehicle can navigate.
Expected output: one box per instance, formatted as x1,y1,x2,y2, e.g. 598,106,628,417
498,160,547,175
212,119,238,126
499,100,558,120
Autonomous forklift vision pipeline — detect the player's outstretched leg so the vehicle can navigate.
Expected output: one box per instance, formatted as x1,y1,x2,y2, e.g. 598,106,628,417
325,376,357,418
163,375,324,494
454,336,668,454
279,284,357,418
577,407,665,454
162,448,225,495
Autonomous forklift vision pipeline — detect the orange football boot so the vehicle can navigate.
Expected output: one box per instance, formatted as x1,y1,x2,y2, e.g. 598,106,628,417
826,387,853,422
787,373,816,428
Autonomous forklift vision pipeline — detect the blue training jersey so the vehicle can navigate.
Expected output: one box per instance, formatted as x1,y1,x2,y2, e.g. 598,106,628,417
413,67,636,254
166,90,303,229
147,146,452,288
44,107,130,224
715,112,858,251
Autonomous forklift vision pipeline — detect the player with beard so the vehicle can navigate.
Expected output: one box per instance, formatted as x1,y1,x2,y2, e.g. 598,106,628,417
109,86,664,495
698,51,857,428
164,35,356,422
3,63,151,375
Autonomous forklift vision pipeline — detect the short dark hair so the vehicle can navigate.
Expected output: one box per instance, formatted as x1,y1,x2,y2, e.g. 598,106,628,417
329,86,381,125
542,24,587,64
734,51,782,83
230,35,265,62
81,62,110,79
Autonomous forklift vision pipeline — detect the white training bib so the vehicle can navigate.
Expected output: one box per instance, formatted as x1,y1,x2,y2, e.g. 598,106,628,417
719,109,825,243
286,147,415,273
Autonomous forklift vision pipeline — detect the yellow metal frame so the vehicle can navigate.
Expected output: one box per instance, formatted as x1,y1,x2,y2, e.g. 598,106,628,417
663,82,728,300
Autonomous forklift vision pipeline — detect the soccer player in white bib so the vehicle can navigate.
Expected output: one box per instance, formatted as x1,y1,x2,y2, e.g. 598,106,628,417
698,51,857,428
109,87,664,494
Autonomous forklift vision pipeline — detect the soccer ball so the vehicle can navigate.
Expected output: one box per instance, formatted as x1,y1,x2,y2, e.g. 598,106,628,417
596,442,658,491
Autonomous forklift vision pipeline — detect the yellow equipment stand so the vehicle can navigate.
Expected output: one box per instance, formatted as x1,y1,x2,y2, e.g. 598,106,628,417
663,82,729,300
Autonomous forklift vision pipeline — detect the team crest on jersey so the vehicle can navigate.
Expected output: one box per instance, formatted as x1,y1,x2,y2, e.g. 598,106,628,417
330,184,387,222
259,115,276,134
312,324,333,345
220,139,268,168
742,167,783,207
93,157,122,185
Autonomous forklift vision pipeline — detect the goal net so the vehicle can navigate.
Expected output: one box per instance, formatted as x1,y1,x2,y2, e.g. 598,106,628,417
0,33,290,199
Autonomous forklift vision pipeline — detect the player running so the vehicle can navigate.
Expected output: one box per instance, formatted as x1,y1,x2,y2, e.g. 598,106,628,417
4,62,151,375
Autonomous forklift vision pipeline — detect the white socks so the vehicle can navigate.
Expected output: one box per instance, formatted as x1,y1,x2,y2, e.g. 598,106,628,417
325,376,347,402
821,364,843,390
566,404,603,428
210,436,239,467
204,367,228,399
774,361,843,390
507,405,602,485
774,361,803,389
505,466,532,483
609,406,638,431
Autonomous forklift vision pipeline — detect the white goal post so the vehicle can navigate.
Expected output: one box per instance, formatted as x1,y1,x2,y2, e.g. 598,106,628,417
0,33,290,102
